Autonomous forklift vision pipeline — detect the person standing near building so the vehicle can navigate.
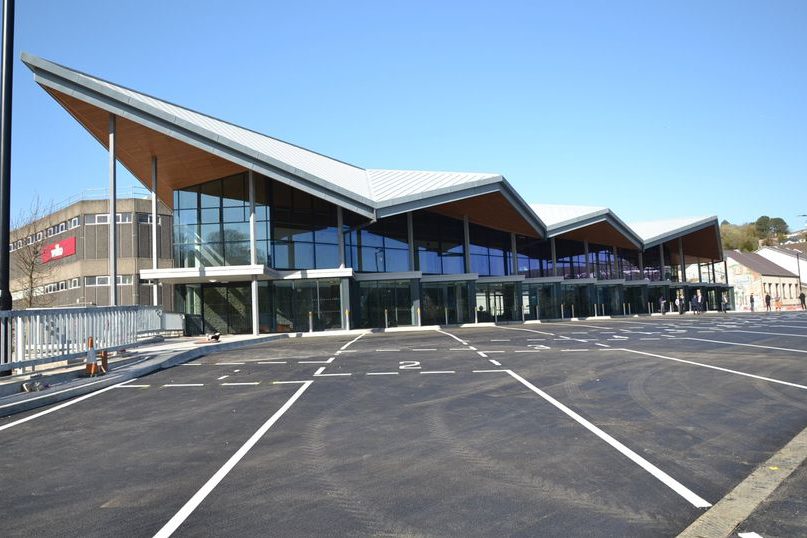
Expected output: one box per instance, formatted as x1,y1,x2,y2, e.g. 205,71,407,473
800,290,806,310
659,295,667,315
695,289,705,314
774,294,782,312
749,293,755,312
765,293,772,312
721,293,729,313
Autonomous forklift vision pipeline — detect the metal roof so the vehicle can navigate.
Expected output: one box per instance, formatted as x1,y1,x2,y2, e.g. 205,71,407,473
629,216,718,247
529,203,643,247
21,53,546,238
724,250,798,278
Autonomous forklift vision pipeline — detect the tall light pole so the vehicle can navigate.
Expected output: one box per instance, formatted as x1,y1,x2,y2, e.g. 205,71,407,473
0,0,14,369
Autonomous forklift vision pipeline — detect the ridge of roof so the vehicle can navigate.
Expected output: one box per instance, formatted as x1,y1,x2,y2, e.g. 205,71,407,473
724,250,798,277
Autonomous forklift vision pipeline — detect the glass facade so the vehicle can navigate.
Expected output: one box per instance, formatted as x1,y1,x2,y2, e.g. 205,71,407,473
414,212,465,275
169,172,728,332
354,280,413,328
469,224,512,276
345,213,410,273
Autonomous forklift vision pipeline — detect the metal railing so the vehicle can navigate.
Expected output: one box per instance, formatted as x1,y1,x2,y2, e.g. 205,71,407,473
0,305,166,373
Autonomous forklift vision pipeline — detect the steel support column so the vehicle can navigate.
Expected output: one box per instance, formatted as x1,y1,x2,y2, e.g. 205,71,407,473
511,233,518,276
407,211,415,271
337,206,345,268
463,216,471,273
583,240,590,278
108,114,118,306
550,237,557,277
678,237,686,284
659,244,665,281
248,170,259,335
151,156,159,306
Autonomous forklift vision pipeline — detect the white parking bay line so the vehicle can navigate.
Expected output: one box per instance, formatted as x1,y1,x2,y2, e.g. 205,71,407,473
154,381,313,538
0,376,131,432
315,373,353,377
505,370,711,508
615,348,807,390
420,371,455,374
217,375,229,380
257,361,287,365
376,349,400,352
488,359,502,366
216,362,244,366
412,348,437,351
681,337,807,354
729,329,807,338
221,382,260,386
180,363,201,367
340,332,366,350
437,329,468,345
595,343,610,348
366,372,399,376
163,384,204,387
118,384,151,388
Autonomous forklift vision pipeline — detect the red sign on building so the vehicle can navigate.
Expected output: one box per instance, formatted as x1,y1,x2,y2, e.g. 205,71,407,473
41,237,77,263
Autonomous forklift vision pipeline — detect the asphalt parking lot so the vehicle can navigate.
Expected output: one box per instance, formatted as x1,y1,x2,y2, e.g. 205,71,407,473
1,313,805,537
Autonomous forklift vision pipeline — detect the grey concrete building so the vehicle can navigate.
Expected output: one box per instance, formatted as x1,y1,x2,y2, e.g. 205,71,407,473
9,195,173,309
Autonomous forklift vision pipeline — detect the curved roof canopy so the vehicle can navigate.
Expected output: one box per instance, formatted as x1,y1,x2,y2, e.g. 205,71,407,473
22,53,545,239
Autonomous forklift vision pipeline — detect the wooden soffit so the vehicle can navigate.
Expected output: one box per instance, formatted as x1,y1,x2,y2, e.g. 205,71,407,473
663,224,722,263
47,88,246,209
557,220,638,249
427,192,542,238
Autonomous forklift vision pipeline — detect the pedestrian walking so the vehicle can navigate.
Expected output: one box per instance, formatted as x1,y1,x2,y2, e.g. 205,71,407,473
659,295,667,315
749,293,755,312
765,293,772,312
695,289,705,314
721,293,729,313
774,294,782,312
800,291,806,310
675,295,684,315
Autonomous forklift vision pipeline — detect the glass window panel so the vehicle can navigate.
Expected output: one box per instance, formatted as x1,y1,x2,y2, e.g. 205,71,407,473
293,242,315,269
489,255,506,276
419,250,441,274
315,244,339,268
361,229,385,248
177,209,198,226
221,174,247,207
256,221,269,241
256,241,269,266
256,205,270,222
222,221,251,241
441,255,465,274
175,225,200,245
198,242,224,266
272,241,290,269
201,224,222,243
362,247,385,272
176,189,198,210
274,224,313,242
200,180,221,208
471,254,489,275
201,208,220,224
314,226,339,244
222,206,245,223
384,249,410,272
225,241,251,265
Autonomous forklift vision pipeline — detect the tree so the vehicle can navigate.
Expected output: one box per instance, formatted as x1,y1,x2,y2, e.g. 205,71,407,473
754,216,771,239
11,197,56,308
769,217,789,241
721,222,757,251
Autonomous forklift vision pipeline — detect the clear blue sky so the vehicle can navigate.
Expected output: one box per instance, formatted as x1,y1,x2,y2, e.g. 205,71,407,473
8,0,807,229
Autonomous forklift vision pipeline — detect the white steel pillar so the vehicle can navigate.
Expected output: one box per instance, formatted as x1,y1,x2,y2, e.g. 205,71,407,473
108,114,118,306
510,232,518,275
248,170,259,335
151,156,159,306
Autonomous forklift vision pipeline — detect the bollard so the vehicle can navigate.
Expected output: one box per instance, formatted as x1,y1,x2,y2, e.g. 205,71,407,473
571,304,575,318
628,303,631,315
648,301,652,314
561,304,565,319
594,304,598,317
308,311,313,333
601,304,605,316
444,307,449,326
100,350,109,373
416,307,421,326
494,312,498,324
345,309,350,331
475,308,478,324
384,308,389,329
622,303,626,316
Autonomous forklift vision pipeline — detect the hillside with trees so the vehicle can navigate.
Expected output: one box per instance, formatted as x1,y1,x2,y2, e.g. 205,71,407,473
720,215,791,251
